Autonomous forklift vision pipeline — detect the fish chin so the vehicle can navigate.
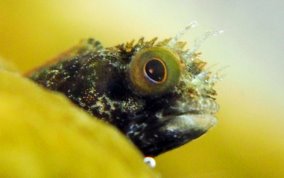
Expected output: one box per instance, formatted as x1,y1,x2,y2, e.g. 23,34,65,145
131,98,219,156
135,113,217,156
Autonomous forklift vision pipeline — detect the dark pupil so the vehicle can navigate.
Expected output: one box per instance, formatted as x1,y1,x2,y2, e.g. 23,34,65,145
145,59,165,83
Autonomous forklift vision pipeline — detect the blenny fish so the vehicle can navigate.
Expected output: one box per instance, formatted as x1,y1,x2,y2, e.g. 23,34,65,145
27,24,221,157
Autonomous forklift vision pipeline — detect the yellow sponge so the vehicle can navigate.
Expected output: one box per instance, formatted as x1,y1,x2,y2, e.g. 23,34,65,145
0,67,157,178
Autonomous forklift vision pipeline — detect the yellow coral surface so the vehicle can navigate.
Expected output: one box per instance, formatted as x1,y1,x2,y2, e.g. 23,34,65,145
0,67,157,178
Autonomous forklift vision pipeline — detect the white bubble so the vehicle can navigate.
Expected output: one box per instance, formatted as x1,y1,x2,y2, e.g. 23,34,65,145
144,157,156,168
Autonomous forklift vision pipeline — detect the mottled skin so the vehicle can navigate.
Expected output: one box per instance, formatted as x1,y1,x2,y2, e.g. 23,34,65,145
28,38,219,156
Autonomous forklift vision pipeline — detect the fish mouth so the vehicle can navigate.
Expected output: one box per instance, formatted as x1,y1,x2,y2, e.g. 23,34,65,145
127,98,219,156
153,97,219,150
159,112,217,134
137,111,217,156
158,97,219,133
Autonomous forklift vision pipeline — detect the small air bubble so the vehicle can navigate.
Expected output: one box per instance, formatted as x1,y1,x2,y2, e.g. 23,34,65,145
144,157,156,168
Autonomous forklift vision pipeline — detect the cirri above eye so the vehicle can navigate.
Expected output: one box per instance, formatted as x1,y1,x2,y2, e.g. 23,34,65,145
129,47,182,96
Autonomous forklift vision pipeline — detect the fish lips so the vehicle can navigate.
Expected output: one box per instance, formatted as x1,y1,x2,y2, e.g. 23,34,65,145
135,112,217,156
160,113,217,136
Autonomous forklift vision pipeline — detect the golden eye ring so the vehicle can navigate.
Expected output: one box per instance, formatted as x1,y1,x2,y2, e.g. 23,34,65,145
129,47,182,96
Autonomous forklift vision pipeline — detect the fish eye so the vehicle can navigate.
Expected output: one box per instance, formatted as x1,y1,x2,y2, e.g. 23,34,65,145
129,47,182,96
143,58,167,84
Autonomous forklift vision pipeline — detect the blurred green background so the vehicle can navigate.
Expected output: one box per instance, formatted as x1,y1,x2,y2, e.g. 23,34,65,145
1,0,283,177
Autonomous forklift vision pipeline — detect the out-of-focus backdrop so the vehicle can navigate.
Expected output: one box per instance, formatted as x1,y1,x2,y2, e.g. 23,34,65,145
0,0,283,177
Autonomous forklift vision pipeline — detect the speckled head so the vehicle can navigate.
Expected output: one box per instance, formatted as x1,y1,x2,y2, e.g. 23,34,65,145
28,25,220,156
120,36,219,156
